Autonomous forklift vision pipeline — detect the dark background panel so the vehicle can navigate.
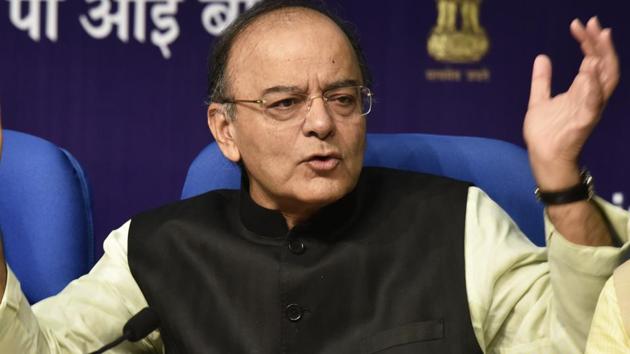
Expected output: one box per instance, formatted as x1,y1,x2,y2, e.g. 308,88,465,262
0,0,628,259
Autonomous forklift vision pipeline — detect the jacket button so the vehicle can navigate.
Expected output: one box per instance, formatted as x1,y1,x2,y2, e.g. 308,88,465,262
288,239,306,254
286,304,303,322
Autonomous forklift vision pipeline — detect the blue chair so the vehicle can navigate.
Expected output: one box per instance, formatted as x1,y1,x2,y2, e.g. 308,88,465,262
181,133,545,246
0,130,94,303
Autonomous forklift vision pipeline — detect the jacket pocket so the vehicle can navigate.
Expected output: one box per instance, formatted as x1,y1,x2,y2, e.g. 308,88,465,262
360,319,444,354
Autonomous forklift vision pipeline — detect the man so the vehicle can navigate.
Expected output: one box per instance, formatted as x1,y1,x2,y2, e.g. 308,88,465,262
585,260,630,353
0,1,627,353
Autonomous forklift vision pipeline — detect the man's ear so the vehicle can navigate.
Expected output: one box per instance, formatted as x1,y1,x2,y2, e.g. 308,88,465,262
207,103,241,163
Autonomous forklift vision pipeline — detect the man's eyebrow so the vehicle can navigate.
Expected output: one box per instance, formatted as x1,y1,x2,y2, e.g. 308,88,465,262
323,79,362,91
261,85,305,96
260,80,362,96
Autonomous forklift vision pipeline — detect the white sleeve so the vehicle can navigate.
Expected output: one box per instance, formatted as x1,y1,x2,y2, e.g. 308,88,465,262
465,187,630,353
0,221,163,353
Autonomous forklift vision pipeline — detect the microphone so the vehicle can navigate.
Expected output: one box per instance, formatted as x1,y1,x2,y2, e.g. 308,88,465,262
89,307,160,354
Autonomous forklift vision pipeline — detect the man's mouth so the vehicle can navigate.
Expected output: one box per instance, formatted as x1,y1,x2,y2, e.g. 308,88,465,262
304,154,341,172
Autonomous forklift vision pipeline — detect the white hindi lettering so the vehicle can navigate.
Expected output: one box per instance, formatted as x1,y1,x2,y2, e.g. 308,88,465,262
7,0,260,58
8,0,63,42
199,0,260,36
150,0,180,58
78,0,182,59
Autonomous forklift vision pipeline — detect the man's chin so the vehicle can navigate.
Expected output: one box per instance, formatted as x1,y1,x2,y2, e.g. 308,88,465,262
294,180,353,206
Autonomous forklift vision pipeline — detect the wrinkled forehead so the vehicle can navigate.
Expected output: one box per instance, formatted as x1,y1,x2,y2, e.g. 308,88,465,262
226,8,363,97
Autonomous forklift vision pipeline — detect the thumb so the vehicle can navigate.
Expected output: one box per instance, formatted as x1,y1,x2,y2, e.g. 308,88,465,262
528,55,552,108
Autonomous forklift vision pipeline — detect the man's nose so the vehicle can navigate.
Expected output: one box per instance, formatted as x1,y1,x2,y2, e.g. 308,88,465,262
302,96,335,139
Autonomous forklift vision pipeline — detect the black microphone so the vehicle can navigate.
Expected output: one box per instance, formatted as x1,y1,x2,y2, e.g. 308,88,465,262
89,307,160,354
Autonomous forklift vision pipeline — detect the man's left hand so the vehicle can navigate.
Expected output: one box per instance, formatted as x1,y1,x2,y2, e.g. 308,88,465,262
524,16,619,191
523,17,619,247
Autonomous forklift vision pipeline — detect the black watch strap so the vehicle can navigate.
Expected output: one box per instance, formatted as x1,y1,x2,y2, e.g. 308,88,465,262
534,169,594,205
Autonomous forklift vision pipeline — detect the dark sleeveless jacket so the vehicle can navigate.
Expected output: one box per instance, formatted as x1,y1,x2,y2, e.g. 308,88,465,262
128,167,482,353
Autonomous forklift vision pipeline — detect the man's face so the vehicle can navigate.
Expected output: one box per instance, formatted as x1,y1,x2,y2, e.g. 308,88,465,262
217,9,366,215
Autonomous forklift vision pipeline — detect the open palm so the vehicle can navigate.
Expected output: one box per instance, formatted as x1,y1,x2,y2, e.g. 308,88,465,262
524,17,619,189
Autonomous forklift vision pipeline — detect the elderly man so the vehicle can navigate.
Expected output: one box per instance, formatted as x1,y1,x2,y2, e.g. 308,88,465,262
0,0,628,353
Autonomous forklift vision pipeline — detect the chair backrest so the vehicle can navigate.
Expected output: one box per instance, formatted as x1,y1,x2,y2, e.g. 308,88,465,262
0,130,94,303
182,133,544,246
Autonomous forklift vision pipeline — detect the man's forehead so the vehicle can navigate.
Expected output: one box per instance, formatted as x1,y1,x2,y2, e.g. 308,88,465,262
226,7,361,94
240,6,337,37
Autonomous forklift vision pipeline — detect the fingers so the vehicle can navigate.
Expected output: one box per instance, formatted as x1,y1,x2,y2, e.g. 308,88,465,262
570,60,605,120
598,28,616,53
586,16,603,42
586,17,609,60
579,56,601,76
598,28,620,97
598,28,617,63
528,55,552,108
570,19,592,54
571,17,616,58
571,16,619,100
577,56,603,104
597,28,619,73
571,17,602,56
571,18,596,55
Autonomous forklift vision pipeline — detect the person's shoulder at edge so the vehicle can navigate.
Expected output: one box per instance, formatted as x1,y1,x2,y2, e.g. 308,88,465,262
586,260,630,353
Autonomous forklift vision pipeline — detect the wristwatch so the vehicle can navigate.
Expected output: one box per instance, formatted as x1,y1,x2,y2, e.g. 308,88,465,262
534,169,594,205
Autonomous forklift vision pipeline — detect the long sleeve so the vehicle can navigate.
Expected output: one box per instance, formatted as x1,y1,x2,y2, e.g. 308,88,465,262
465,187,630,353
0,221,163,353
585,259,630,353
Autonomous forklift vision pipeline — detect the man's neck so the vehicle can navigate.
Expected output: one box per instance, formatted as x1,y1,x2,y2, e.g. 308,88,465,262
281,211,313,229
248,189,326,230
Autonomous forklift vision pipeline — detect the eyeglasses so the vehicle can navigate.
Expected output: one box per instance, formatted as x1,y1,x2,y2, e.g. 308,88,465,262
217,85,373,122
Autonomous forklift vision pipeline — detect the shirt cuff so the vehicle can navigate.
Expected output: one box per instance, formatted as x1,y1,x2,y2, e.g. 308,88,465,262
545,196,630,277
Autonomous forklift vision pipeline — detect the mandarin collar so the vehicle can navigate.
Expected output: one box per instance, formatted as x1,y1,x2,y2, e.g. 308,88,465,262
239,172,364,239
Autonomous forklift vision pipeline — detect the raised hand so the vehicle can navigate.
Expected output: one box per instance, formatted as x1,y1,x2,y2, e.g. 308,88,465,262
523,17,619,247
523,17,619,191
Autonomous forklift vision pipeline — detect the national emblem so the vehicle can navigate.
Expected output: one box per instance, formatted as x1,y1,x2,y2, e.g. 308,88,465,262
427,0,490,63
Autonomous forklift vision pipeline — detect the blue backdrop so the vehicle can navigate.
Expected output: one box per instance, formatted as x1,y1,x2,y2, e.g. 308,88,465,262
1,0,628,258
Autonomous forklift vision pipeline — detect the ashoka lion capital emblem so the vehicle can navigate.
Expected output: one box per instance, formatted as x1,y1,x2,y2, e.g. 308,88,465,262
427,0,490,63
